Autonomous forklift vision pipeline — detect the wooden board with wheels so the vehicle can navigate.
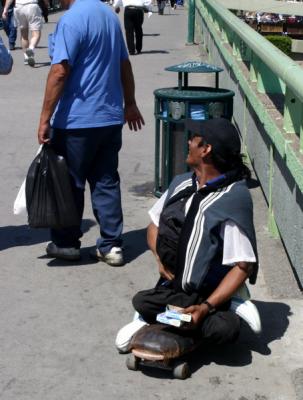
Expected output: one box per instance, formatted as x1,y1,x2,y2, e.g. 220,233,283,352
125,324,202,379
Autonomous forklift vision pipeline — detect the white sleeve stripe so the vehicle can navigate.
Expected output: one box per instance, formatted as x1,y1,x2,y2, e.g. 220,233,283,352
171,178,193,198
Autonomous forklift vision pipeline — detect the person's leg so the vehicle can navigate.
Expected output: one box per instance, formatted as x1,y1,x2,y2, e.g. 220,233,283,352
200,310,241,344
25,4,43,66
157,0,165,14
134,9,144,54
124,8,135,55
132,284,200,324
87,125,123,255
49,128,101,250
29,30,41,50
20,28,29,53
3,10,16,49
8,11,17,49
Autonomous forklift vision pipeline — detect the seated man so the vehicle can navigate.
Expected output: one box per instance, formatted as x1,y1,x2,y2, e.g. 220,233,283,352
116,118,261,353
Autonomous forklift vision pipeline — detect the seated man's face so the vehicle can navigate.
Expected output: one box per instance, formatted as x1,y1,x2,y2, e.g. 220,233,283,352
186,136,203,168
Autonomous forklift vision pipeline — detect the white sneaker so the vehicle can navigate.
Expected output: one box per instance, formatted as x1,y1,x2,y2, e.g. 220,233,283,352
230,298,262,334
25,48,35,67
46,242,81,261
91,246,124,266
115,315,148,353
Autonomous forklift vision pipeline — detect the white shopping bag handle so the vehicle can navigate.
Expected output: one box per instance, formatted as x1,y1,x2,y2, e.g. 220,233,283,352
13,145,43,215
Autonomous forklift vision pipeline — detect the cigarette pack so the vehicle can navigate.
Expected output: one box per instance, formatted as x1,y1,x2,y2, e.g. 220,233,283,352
156,312,184,327
165,309,192,323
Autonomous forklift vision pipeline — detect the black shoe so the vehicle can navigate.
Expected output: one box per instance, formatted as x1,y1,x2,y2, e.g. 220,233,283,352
9,44,15,50
129,51,135,55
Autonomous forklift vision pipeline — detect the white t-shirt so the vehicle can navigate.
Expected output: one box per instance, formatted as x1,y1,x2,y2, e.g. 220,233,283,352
148,190,256,266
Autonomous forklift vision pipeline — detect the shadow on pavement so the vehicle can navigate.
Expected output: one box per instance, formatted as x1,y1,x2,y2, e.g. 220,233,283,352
143,33,160,36
189,300,291,373
44,245,98,267
123,228,149,263
0,219,96,252
43,227,148,267
134,300,291,379
247,177,260,189
129,181,155,197
140,50,169,54
34,62,51,68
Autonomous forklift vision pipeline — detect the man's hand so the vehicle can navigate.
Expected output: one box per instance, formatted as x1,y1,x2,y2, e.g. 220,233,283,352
183,304,209,327
158,261,174,281
38,121,51,144
124,103,145,131
2,9,8,19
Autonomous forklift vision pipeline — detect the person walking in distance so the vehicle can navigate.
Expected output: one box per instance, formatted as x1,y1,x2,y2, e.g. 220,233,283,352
2,0,43,66
113,0,152,55
1,0,17,50
38,0,144,266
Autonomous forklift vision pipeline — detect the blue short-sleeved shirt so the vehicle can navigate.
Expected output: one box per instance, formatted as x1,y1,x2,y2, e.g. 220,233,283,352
50,0,129,129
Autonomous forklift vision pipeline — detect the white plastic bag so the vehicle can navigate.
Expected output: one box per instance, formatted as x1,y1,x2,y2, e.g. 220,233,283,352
13,179,26,215
13,145,43,216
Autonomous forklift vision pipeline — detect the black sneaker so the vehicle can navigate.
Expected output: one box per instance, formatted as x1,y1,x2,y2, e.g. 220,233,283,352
46,242,81,261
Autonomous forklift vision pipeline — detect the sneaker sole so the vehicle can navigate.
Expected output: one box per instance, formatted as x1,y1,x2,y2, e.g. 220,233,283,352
89,250,124,266
27,57,35,67
46,250,81,261
25,49,35,67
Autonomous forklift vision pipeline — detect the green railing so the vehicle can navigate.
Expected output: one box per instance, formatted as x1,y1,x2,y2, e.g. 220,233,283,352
189,0,303,285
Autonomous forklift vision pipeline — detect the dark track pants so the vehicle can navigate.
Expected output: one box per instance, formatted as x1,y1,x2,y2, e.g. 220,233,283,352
133,285,240,344
50,125,123,252
124,7,144,54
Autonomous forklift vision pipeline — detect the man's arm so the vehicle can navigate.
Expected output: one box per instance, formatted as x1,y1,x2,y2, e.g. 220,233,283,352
147,222,175,281
38,61,70,144
2,0,14,19
184,262,253,326
120,58,145,131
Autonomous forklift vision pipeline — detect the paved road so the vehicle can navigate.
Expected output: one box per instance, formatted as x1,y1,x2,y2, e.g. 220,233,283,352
0,5,302,400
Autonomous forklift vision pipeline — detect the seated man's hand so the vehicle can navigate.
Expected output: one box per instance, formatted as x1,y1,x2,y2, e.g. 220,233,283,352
158,261,174,281
183,304,209,327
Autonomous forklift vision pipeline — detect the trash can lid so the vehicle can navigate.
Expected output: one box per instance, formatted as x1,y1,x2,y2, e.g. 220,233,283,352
165,61,223,73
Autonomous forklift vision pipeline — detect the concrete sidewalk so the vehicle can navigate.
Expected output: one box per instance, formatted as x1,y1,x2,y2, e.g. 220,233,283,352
0,5,302,400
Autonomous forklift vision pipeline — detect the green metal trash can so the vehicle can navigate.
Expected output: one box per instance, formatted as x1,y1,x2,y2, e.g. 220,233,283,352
154,61,235,196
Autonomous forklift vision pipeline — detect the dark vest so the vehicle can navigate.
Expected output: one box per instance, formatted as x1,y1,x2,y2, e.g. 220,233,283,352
156,172,258,295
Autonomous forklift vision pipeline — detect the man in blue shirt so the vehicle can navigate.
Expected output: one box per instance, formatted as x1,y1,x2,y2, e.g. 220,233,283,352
38,0,144,265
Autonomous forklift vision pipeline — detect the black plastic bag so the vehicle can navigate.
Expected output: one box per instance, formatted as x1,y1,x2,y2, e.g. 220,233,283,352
26,145,80,229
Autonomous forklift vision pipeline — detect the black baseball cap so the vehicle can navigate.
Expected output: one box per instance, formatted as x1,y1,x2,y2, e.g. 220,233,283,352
186,118,241,158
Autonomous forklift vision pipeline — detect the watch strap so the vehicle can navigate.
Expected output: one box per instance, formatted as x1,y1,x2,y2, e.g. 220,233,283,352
203,300,216,315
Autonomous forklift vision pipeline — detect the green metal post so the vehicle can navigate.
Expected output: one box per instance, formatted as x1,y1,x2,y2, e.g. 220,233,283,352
268,145,279,238
187,0,196,45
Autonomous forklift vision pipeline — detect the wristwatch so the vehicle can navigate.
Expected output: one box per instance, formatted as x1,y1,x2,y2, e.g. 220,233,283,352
203,300,216,315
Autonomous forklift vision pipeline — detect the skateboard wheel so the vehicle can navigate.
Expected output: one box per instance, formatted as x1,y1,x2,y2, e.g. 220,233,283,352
173,362,191,379
126,354,139,371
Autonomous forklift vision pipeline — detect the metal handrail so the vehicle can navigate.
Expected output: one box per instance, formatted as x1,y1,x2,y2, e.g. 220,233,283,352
200,0,303,103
